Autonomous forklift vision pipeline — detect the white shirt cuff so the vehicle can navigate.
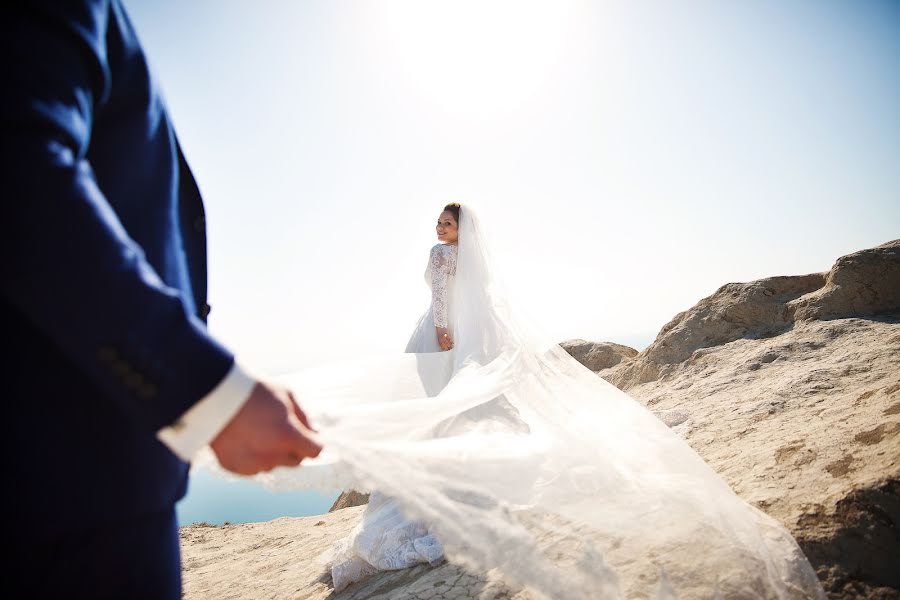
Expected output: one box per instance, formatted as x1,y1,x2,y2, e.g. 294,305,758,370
156,360,258,462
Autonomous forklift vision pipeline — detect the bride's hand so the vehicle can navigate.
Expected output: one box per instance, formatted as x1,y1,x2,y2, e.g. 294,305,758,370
436,327,454,351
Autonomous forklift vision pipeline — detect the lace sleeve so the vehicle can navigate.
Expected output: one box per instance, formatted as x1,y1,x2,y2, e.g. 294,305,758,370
430,245,454,328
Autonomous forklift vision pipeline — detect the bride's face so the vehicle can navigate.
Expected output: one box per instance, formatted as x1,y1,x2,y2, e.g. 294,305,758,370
436,211,459,244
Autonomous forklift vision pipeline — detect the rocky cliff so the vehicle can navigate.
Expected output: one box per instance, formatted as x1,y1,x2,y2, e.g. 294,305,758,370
569,239,900,598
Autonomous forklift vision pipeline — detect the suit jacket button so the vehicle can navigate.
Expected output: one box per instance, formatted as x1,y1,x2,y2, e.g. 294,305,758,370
126,373,144,389
199,303,211,319
112,359,130,377
98,346,117,363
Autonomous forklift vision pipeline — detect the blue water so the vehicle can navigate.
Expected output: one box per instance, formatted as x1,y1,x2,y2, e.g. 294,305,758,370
176,468,340,526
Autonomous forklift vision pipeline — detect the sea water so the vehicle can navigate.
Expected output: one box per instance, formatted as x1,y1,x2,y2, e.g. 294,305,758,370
177,467,339,526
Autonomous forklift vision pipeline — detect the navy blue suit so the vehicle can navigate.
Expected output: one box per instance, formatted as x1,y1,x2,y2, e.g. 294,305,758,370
1,1,234,596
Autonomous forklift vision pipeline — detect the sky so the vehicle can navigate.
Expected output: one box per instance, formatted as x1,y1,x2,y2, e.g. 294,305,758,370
124,0,900,375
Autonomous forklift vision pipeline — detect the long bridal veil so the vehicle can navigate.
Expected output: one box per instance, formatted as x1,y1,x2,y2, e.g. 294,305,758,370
203,206,825,599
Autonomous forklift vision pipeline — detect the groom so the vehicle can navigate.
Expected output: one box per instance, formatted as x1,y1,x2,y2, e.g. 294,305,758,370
1,1,321,597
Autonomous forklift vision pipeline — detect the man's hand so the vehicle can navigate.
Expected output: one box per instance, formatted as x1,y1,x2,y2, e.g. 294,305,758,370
436,327,454,351
210,381,322,475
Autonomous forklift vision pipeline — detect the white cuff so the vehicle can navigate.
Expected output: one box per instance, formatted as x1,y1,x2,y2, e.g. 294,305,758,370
156,360,257,462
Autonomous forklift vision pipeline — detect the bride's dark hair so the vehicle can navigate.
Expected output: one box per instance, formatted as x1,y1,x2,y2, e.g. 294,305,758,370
443,203,462,223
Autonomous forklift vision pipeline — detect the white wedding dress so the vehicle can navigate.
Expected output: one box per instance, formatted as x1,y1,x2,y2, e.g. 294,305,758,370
325,242,458,591
207,205,826,599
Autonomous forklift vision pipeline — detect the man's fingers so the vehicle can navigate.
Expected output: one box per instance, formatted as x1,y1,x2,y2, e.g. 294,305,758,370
211,383,324,477
214,435,303,474
216,450,265,476
287,390,318,432
245,452,304,473
284,452,304,467
294,426,323,459
278,418,323,460
251,448,299,473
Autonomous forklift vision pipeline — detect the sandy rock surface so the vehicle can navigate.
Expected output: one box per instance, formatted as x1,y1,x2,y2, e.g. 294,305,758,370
609,315,900,598
181,506,532,600
181,507,359,600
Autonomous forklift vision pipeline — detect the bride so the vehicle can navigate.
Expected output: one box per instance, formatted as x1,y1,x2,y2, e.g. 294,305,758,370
324,204,463,590
248,203,825,599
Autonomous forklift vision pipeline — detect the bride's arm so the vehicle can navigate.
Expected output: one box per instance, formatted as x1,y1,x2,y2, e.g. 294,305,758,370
430,246,454,351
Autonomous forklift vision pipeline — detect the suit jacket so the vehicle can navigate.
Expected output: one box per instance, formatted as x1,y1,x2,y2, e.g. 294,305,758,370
1,0,234,542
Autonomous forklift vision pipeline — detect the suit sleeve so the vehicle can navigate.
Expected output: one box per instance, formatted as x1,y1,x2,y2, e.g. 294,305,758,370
0,1,236,432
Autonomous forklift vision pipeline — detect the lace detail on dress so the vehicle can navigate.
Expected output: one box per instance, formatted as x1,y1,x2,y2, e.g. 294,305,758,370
325,491,445,592
429,243,457,329
326,538,378,593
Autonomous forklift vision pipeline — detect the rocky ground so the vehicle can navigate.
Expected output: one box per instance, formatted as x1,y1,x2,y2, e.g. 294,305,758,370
181,507,535,599
181,239,899,599
603,315,899,599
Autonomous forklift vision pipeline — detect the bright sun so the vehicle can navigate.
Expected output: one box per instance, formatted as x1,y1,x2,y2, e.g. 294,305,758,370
368,1,583,120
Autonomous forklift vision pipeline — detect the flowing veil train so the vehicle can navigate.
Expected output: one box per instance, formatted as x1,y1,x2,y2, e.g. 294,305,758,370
203,205,826,599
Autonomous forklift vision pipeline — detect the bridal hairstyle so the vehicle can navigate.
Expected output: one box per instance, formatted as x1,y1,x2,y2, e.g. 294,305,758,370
442,202,461,223
204,204,825,599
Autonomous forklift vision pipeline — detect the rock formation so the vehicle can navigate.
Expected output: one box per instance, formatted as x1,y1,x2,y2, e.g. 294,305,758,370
596,238,900,598
558,339,637,372
605,239,899,391
330,490,370,512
